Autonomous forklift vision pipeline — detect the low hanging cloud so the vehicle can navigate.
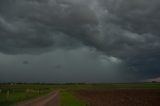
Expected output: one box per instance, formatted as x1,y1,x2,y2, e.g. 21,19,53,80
0,0,160,80
0,48,131,83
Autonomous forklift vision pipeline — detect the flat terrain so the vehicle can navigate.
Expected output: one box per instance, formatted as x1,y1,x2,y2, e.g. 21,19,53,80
1,83,160,106
14,91,59,106
75,89,160,106
0,84,56,106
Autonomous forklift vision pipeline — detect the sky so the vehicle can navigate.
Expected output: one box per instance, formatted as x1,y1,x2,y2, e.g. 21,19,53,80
0,0,160,83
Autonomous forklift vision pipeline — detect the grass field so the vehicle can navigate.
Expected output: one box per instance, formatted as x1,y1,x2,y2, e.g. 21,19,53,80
0,83,160,106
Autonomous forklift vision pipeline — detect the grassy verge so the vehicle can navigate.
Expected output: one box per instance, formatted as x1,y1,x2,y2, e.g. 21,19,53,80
0,84,54,106
0,92,39,106
60,91,86,106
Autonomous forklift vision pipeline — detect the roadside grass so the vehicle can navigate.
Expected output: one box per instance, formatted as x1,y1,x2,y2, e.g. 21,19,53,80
0,92,40,106
0,84,54,106
60,90,86,106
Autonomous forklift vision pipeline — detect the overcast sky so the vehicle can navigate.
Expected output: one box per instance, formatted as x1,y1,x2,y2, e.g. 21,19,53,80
0,0,160,83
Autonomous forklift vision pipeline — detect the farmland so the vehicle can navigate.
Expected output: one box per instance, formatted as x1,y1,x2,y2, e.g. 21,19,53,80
0,83,160,106
75,89,160,106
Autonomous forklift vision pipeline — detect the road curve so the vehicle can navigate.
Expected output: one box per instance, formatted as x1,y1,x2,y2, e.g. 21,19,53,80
14,91,59,106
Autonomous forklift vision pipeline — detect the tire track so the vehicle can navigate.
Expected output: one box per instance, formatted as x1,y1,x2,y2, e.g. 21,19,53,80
13,90,59,106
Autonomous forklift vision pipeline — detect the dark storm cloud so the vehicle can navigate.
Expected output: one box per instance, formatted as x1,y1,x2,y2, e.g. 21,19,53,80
0,48,130,83
0,0,160,80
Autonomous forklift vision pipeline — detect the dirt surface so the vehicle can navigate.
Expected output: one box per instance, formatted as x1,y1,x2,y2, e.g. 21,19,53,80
14,91,59,106
75,89,160,106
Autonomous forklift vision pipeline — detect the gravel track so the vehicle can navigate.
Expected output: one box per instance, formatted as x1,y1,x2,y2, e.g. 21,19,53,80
14,91,59,106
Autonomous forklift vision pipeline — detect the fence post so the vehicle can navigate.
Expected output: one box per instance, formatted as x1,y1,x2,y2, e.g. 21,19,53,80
6,90,10,100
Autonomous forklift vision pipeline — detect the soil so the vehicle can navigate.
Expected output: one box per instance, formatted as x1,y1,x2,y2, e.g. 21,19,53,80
14,91,59,106
75,89,160,106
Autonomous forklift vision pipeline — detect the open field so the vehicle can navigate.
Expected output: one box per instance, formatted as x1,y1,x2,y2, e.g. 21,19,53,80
75,89,160,106
72,83,160,106
0,83,160,106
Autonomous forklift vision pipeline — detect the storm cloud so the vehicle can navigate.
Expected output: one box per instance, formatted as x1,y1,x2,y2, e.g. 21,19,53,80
0,0,160,82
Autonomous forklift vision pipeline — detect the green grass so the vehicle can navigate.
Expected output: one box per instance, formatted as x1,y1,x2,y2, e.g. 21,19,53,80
54,83,160,92
90,83,160,89
60,91,86,106
0,84,54,106
0,92,39,106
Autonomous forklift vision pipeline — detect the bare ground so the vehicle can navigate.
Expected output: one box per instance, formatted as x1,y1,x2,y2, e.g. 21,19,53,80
13,91,59,106
75,89,160,106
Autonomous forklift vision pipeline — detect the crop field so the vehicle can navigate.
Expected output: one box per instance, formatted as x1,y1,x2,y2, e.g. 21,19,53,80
75,89,160,106
72,83,160,106
0,83,160,106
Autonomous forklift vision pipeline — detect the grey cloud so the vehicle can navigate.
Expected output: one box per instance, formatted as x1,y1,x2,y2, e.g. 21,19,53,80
0,0,160,81
0,0,98,54
0,48,130,83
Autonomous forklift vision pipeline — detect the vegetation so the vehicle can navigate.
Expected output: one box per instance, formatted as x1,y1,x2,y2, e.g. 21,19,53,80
0,84,54,106
0,82,160,106
60,90,86,106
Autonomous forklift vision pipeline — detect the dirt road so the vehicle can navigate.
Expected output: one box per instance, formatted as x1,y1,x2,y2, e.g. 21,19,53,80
14,91,59,106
